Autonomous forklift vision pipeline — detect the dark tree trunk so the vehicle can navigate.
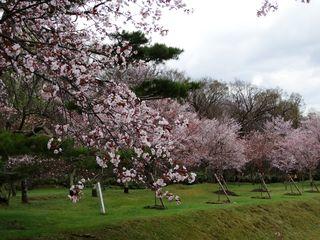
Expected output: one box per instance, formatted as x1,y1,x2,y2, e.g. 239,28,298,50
0,197,9,205
0,184,10,205
92,185,98,197
250,170,254,185
309,170,315,191
284,175,288,191
69,169,76,188
124,182,129,194
18,111,26,131
21,179,28,204
10,182,16,197
153,191,165,208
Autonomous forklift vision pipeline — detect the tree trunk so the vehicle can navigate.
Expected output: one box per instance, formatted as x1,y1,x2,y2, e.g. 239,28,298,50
159,196,165,208
284,175,288,191
18,111,26,131
0,197,9,205
21,179,28,204
309,170,314,191
301,173,305,192
92,184,98,197
204,167,208,182
123,182,129,194
153,191,165,208
69,169,76,187
0,184,10,205
250,170,254,185
10,182,16,197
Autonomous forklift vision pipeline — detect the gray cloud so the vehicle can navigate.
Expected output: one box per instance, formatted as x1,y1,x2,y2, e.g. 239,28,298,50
152,0,320,113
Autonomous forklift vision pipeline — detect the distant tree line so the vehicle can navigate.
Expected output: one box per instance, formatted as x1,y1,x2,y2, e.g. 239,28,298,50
189,79,303,134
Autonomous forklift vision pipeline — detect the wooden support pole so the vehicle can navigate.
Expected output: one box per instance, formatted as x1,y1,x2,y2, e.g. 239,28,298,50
288,174,302,195
258,173,271,199
311,181,320,192
96,182,106,214
220,174,229,192
214,174,231,203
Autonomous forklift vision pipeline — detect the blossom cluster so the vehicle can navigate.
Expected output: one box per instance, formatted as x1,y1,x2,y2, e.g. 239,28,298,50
47,138,63,155
0,79,17,122
68,179,86,203
155,188,181,205
151,99,247,174
7,155,38,167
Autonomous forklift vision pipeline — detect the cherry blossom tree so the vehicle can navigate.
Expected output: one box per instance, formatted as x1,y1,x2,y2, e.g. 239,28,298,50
151,99,247,182
249,116,319,193
245,130,272,176
0,0,188,87
264,117,303,193
267,116,320,190
293,115,320,190
245,117,293,185
0,1,197,207
149,99,202,165
150,99,247,202
257,0,310,17
302,113,320,143
245,117,292,195
266,118,299,177
193,118,247,198
264,117,293,137
281,129,320,191
198,119,247,176
269,138,298,175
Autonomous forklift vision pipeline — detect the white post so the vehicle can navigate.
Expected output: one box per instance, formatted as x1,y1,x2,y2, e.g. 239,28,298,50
96,182,106,214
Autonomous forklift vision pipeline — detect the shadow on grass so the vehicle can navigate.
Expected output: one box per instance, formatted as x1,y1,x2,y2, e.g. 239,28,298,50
214,190,239,196
144,205,166,210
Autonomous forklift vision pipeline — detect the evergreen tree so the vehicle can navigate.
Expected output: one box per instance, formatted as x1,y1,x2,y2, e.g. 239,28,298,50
111,31,183,63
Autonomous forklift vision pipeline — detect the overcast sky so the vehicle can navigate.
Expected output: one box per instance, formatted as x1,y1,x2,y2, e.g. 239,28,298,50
152,0,320,113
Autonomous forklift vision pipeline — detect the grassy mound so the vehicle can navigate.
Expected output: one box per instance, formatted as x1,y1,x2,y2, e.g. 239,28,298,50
74,199,320,240
1,183,320,240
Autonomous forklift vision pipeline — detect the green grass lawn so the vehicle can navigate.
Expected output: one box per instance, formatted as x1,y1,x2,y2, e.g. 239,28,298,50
1,182,320,240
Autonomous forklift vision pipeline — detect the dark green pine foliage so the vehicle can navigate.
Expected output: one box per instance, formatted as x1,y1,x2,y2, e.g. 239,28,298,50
133,79,202,100
111,31,183,64
141,43,183,63
111,30,200,100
